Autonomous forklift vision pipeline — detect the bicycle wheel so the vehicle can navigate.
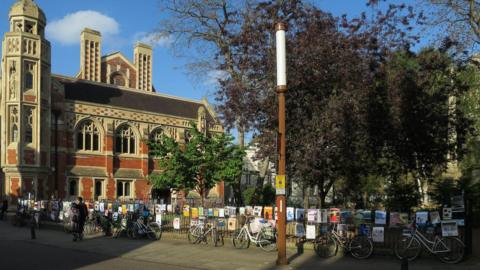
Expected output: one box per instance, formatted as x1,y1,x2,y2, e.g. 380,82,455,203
349,235,373,259
188,227,200,244
232,229,250,249
435,237,464,264
314,234,338,258
147,223,162,240
394,236,422,261
258,228,277,252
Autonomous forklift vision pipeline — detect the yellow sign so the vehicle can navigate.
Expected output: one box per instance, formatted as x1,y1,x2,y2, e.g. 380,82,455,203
276,175,286,195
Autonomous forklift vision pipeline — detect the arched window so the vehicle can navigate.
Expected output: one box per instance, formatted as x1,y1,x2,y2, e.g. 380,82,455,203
150,128,164,143
68,178,78,197
24,107,33,144
110,72,126,87
76,120,100,151
25,72,33,90
115,125,136,154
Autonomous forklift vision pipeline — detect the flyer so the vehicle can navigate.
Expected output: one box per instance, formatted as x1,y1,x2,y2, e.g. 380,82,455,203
227,206,236,216
295,222,305,237
295,208,305,221
375,210,387,225
245,206,253,215
198,207,204,217
307,209,317,222
372,227,384,242
399,213,409,225
320,209,328,223
214,208,219,217
340,210,353,224
173,217,181,230
329,208,340,223
443,208,452,220
227,217,237,231
155,213,162,226
218,208,225,218
183,206,190,217
264,207,273,220
286,207,295,222
191,208,199,219
306,225,316,240
99,202,105,213
430,211,441,224
239,207,245,215
253,206,263,217
129,204,134,212
207,208,214,217
389,212,401,227
415,211,429,225
441,221,459,237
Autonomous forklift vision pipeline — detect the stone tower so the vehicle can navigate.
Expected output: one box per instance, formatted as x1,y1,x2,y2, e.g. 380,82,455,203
80,28,102,82
134,43,152,91
1,0,51,201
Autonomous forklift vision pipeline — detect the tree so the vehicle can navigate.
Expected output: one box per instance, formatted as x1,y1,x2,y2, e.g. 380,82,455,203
149,124,245,206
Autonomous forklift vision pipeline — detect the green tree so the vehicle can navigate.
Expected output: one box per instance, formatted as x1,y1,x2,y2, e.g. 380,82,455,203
149,124,245,206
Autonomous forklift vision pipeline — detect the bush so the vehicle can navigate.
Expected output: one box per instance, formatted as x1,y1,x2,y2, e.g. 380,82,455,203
385,180,421,212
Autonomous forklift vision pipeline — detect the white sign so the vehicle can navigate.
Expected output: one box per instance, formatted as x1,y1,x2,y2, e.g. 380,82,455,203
441,221,459,237
295,223,305,237
306,225,316,240
173,217,181,230
307,209,317,222
155,213,162,226
372,227,384,243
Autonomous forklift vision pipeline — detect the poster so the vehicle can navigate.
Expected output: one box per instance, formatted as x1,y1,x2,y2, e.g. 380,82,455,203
306,225,316,240
207,208,214,217
94,202,99,211
389,212,401,227
360,224,371,237
108,203,113,211
274,207,278,220
319,209,328,224
155,204,162,215
160,204,167,211
340,211,353,224
253,206,263,217
443,207,453,220
239,207,245,215
372,227,384,242
214,208,220,217
122,205,127,215
415,211,429,225
295,222,305,237
227,206,236,217
155,213,162,226
218,208,225,218
117,206,122,214
191,208,199,219
113,212,119,222
360,210,372,223
129,204,134,212
198,207,204,217
286,207,295,222
173,217,181,230
307,209,317,222
329,208,340,223
375,210,387,225
295,208,305,221
245,206,253,216
441,221,459,237
228,217,237,231
430,211,441,224
167,204,172,212
399,213,409,225
264,207,273,220
183,206,190,217
451,195,465,213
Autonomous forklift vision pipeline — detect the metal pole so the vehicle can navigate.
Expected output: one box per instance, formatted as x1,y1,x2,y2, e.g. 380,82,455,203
275,21,288,266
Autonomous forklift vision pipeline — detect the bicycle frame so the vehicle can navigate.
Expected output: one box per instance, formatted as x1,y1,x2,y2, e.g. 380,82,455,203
238,223,268,244
408,229,449,254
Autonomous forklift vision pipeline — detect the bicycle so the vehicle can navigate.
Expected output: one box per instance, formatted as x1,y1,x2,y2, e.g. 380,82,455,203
394,224,464,264
232,216,277,252
129,216,162,240
188,219,224,247
314,223,373,259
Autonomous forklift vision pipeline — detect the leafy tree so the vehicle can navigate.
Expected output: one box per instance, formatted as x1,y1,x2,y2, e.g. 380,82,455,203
149,124,245,206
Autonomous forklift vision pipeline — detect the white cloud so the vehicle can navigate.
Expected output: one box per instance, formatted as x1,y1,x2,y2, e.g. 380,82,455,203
46,10,119,45
206,70,229,85
133,32,173,48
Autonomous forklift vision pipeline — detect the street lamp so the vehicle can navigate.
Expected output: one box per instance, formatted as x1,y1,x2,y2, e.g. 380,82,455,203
275,21,288,266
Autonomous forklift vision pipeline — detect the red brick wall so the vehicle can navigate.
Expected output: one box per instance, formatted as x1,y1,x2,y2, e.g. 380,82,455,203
68,154,105,167
113,157,142,169
101,56,137,88
81,177,93,201
7,149,17,164
23,150,35,165
135,179,150,201
10,178,20,200
23,95,36,102
106,179,115,199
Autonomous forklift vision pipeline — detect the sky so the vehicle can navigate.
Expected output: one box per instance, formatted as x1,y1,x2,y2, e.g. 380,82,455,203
0,0,425,140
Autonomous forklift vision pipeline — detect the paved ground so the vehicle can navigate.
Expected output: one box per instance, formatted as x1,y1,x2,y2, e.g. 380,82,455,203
0,221,478,270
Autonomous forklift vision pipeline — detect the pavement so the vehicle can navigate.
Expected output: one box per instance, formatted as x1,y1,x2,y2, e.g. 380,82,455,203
0,220,478,270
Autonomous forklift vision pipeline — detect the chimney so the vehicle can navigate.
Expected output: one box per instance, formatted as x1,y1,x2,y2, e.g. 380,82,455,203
80,28,102,82
134,43,152,91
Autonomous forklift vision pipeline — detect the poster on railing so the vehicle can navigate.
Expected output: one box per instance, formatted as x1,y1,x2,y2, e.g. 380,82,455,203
113,212,119,222
430,211,441,224
253,206,263,217
443,207,452,220
441,221,459,237
191,208,199,219
341,211,353,224
122,205,127,215
129,204,134,212
264,207,273,220
239,207,245,215
372,226,384,242
306,225,316,240
415,211,428,225
451,195,465,213
227,206,236,217
198,207,204,217
245,206,253,215
295,222,305,237
218,208,225,218
155,213,162,226
173,217,181,230
286,207,295,222
274,207,278,220
319,209,328,223
399,213,409,225
329,208,340,223
296,208,305,221
160,204,166,211
375,210,387,225
228,217,237,231
183,206,190,217
207,208,214,217
167,204,172,212
307,209,317,222
389,212,401,227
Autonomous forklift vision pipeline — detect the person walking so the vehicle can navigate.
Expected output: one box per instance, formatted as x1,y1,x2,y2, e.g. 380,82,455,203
70,202,80,241
77,197,88,240
0,199,8,220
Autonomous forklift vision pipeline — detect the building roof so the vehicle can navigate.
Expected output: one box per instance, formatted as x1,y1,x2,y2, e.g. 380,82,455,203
54,75,215,122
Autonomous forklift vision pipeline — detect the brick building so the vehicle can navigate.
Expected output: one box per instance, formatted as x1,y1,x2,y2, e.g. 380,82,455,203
0,0,223,204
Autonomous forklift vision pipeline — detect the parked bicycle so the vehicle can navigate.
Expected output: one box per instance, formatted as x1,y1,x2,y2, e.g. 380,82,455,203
394,224,464,264
128,215,162,240
188,218,224,247
232,216,277,252
314,223,373,259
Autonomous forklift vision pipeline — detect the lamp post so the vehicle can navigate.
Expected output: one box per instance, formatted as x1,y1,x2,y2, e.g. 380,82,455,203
275,21,288,266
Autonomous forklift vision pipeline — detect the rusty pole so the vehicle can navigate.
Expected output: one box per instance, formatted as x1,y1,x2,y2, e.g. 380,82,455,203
275,21,288,266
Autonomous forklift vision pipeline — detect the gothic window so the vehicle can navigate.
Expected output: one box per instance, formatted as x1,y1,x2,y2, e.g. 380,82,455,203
115,125,136,154
116,180,132,198
110,73,126,87
25,62,35,91
9,107,19,143
94,179,104,200
68,178,78,197
76,120,100,151
24,107,34,144
25,21,35,34
150,128,164,143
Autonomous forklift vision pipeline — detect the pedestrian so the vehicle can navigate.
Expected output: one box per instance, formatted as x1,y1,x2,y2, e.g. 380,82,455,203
70,202,80,241
0,199,8,220
77,197,88,240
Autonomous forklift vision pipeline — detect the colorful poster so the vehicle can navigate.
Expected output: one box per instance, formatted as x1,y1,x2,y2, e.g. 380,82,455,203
113,212,119,222
191,208,199,219
227,217,237,231
375,210,387,225
198,207,204,217
167,204,172,212
264,207,273,220
239,207,245,215
129,204,134,212
286,207,295,222
359,224,371,237
99,202,105,213
94,202,99,211
207,208,214,217
443,208,452,220
415,211,429,225
107,203,113,211
117,206,122,214
160,204,167,211
361,210,372,223
218,208,225,218
320,209,328,223
389,212,401,227
451,195,465,213
295,208,305,221
306,225,316,240
253,206,263,217
329,208,340,223
399,213,409,225
214,208,219,217
441,221,459,237
122,205,127,215
340,211,353,224
173,217,181,230
227,206,236,217
295,222,305,237
307,209,317,222
245,206,253,216
183,206,190,217
430,211,441,224
372,227,384,242
155,213,162,226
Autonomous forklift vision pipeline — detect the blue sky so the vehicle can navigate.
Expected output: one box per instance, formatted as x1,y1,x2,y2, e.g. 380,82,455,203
1,0,424,102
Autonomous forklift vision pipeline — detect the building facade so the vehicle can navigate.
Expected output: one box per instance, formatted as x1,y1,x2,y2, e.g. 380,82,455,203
0,0,223,203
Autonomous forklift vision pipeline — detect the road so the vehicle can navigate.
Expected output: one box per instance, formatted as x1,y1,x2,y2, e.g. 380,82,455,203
0,221,478,270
